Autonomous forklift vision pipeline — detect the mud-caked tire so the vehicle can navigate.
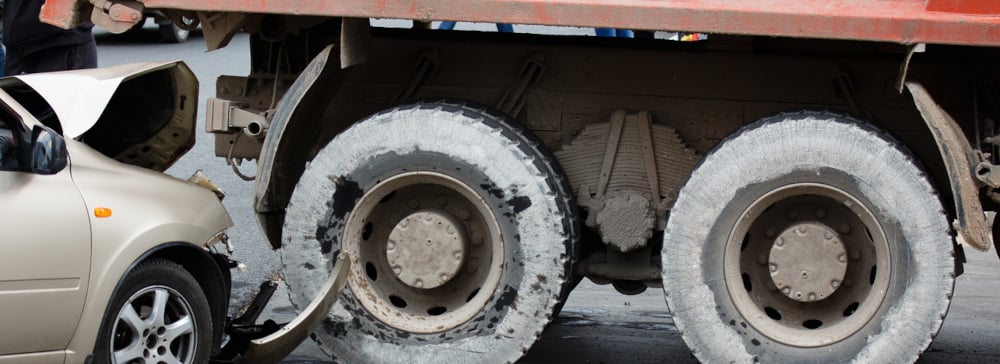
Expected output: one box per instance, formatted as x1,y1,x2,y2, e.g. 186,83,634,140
662,111,954,362
281,100,577,363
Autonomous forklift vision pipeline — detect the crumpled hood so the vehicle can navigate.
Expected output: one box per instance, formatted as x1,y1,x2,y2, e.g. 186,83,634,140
2,61,199,171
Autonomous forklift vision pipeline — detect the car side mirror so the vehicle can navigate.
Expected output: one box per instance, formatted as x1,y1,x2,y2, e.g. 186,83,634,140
30,125,68,175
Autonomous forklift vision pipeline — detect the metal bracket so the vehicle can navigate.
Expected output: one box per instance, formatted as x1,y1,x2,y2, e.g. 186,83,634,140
906,81,990,251
199,12,249,51
393,50,439,105
896,43,925,94
497,53,545,117
206,98,271,138
341,17,373,69
89,0,143,34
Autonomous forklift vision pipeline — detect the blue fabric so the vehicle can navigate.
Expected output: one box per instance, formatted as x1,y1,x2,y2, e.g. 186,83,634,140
596,28,634,38
595,28,616,37
438,22,513,33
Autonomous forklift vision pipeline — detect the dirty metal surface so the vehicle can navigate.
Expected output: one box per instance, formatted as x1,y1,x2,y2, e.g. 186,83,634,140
906,82,990,251
243,255,350,364
44,0,1000,47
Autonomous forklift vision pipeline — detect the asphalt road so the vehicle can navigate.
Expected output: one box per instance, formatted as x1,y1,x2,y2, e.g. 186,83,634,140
95,25,1000,363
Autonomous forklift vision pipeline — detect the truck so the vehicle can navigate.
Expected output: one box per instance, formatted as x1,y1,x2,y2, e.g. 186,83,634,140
40,0,1000,362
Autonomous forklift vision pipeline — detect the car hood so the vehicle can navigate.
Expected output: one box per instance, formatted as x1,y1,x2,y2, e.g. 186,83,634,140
3,61,198,171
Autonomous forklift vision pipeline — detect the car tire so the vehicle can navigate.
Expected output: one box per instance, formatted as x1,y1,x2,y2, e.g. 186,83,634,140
159,24,189,43
662,111,954,362
93,258,212,364
281,100,578,363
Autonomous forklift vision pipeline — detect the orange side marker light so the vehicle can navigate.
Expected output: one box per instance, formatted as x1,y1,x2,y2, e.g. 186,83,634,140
94,207,113,218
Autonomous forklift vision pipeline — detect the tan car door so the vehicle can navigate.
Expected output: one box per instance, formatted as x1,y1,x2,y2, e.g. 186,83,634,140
0,95,91,356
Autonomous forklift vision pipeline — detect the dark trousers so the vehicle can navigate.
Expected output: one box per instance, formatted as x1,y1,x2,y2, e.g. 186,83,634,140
5,38,98,75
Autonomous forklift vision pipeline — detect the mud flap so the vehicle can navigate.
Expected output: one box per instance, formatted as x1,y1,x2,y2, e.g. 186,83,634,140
241,255,350,363
906,81,990,251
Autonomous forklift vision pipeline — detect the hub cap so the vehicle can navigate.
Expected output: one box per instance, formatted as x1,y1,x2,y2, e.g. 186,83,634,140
769,222,847,302
387,211,467,289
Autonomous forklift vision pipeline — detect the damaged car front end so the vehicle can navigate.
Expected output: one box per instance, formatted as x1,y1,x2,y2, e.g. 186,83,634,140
0,61,236,363
0,61,350,363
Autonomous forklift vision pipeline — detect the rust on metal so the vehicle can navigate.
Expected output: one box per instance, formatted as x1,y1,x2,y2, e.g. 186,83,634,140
906,81,990,251
40,0,92,29
43,0,1000,47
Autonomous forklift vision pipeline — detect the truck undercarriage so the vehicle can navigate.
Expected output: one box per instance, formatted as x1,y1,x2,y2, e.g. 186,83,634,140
40,1,1000,362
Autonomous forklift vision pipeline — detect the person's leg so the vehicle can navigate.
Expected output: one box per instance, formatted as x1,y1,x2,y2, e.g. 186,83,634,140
21,39,98,73
4,47,27,75
67,37,98,70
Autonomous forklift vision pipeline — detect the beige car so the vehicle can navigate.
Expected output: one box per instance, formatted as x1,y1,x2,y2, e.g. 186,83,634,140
0,61,233,363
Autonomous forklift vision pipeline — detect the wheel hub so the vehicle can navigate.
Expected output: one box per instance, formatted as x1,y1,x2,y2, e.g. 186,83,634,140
769,222,847,302
387,210,467,289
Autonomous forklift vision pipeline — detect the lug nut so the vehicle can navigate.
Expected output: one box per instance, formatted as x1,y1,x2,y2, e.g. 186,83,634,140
839,224,851,234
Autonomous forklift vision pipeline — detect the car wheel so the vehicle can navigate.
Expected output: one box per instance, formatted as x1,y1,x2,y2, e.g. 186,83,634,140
93,258,212,363
159,24,189,43
281,100,578,363
662,111,954,362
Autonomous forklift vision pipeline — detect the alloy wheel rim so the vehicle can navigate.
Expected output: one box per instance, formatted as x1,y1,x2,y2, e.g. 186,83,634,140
111,285,197,363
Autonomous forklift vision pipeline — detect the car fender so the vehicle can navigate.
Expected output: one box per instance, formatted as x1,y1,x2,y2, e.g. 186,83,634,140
61,141,232,362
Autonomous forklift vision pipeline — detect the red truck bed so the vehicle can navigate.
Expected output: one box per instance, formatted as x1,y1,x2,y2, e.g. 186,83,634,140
44,0,1000,47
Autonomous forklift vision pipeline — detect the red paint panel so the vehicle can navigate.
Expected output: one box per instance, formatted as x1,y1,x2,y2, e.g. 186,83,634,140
927,0,1000,15
44,0,1000,47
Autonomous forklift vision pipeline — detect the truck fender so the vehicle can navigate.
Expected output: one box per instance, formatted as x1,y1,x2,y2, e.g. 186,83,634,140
253,44,348,248
906,81,990,251
241,254,350,363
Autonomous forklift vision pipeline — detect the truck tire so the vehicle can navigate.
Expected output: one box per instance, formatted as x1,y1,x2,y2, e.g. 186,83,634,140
662,111,954,362
281,100,577,363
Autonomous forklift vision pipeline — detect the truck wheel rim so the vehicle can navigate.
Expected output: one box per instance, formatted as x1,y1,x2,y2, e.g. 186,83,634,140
342,171,504,333
724,183,891,347
110,286,197,363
